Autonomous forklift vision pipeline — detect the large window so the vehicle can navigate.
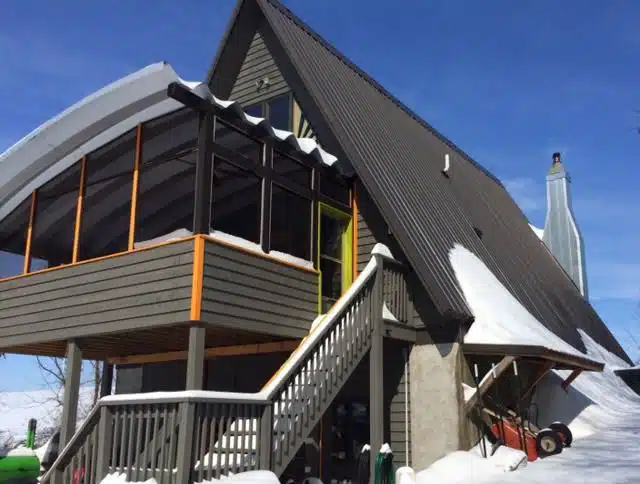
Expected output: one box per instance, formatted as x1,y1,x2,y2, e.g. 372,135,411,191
271,184,312,260
319,205,353,312
211,158,262,244
136,109,198,244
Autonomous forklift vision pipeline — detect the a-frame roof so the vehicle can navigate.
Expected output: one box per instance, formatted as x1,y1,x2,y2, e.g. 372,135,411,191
207,0,630,363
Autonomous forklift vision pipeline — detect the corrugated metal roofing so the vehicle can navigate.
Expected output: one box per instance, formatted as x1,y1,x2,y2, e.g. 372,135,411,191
207,0,630,362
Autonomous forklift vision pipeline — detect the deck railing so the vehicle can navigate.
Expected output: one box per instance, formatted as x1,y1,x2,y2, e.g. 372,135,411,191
42,248,408,483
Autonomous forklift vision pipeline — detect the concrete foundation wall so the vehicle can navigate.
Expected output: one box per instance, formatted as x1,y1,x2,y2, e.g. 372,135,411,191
409,342,465,469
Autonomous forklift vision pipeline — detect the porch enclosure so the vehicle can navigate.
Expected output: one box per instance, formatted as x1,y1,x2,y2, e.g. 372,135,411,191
40,250,413,484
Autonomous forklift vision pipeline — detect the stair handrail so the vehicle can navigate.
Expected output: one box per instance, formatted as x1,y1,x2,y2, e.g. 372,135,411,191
260,243,393,400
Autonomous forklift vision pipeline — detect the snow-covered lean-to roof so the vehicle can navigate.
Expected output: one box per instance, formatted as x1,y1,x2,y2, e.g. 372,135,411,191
0,62,338,222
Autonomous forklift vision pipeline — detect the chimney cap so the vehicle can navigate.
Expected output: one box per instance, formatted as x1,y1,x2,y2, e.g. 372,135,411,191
552,152,562,164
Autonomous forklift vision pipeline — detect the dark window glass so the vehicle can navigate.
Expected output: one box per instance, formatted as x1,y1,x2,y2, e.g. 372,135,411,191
321,257,342,312
215,120,262,166
267,95,292,131
320,172,350,206
273,151,312,188
136,159,196,243
320,213,345,260
244,103,263,119
142,108,198,166
31,162,82,265
80,155,133,260
0,198,30,257
271,184,311,260
211,158,262,244
86,130,137,185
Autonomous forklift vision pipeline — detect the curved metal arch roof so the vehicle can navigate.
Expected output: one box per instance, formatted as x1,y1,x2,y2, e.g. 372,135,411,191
0,62,338,223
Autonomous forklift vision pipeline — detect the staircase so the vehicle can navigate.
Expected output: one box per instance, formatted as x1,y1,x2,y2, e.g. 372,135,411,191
40,248,408,484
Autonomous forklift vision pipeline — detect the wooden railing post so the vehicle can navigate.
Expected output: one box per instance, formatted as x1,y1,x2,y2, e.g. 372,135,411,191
258,403,273,470
95,405,114,482
176,401,196,483
369,253,385,481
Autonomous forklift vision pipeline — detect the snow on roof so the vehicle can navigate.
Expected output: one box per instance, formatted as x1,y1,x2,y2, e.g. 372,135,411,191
0,62,338,222
528,223,544,240
449,243,597,362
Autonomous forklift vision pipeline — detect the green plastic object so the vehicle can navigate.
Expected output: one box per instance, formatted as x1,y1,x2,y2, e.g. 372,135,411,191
0,419,41,484
374,444,395,484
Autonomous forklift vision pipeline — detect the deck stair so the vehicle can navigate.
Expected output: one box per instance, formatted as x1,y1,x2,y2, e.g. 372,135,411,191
40,246,407,484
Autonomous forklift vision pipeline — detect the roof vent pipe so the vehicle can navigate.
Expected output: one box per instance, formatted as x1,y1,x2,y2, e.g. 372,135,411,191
442,153,450,177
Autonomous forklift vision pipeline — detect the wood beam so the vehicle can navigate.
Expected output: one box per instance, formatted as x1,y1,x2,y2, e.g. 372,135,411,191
561,369,583,391
60,340,82,449
465,355,517,413
185,325,206,390
23,191,38,274
128,124,143,251
108,339,301,366
520,360,555,401
72,157,87,263
193,113,214,234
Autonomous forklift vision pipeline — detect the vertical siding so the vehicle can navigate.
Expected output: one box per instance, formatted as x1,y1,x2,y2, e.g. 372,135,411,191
229,25,290,107
385,340,412,465
201,240,318,338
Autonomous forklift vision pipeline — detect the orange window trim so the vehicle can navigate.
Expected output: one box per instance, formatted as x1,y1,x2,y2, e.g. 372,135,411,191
72,157,87,263
128,123,143,251
190,236,206,320
23,191,38,274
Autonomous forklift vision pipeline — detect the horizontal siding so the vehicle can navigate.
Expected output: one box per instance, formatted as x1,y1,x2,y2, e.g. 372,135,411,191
229,27,290,107
0,240,194,347
201,241,318,337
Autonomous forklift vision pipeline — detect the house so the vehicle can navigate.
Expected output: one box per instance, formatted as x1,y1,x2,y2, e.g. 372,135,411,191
0,0,630,483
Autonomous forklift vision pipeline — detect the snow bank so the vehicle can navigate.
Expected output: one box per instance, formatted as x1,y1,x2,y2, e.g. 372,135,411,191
528,224,544,240
449,243,592,360
98,470,279,484
415,451,511,484
532,329,640,439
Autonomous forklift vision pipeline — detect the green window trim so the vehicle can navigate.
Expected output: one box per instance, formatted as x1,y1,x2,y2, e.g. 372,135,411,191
317,202,353,315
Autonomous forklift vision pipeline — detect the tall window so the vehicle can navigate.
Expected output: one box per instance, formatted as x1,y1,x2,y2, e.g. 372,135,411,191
319,205,353,312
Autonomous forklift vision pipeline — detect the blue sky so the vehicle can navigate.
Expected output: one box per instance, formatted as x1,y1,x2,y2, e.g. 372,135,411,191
0,0,638,392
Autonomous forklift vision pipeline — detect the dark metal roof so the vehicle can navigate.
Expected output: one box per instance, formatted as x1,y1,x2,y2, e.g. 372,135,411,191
207,0,631,364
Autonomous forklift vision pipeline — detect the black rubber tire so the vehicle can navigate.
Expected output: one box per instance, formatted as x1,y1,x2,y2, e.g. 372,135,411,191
536,428,563,458
549,421,573,447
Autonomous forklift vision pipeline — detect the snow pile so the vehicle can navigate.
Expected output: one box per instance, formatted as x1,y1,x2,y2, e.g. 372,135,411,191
0,386,94,439
449,243,593,360
134,228,314,270
99,470,279,484
415,451,514,484
528,224,544,240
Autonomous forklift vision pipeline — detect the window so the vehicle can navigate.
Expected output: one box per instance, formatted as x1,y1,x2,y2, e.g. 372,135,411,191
80,130,136,260
271,184,312,260
32,162,82,265
215,120,263,166
211,158,262,244
319,205,353,312
320,170,351,206
273,151,312,188
267,95,292,131
244,93,293,132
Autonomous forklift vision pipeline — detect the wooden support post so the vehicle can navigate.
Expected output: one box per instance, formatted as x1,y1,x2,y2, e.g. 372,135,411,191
464,355,516,414
258,404,273,470
369,253,385,480
561,369,582,391
193,113,214,234
260,142,273,253
185,325,206,390
100,362,114,398
176,401,196,483
23,191,38,274
60,340,83,449
95,405,114,482
72,156,87,263
128,124,143,250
